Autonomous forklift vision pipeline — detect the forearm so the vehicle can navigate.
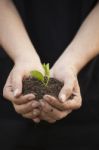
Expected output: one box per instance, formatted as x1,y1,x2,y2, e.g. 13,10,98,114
60,2,99,74
0,0,39,63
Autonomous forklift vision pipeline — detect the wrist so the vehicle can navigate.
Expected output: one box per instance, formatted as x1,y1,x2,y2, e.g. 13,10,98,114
55,51,79,75
13,48,44,74
14,49,41,64
63,44,86,74
64,51,80,75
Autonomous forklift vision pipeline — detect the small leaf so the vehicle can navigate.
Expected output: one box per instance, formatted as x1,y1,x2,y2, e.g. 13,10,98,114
46,63,50,77
43,63,50,77
30,70,44,82
42,63,46,76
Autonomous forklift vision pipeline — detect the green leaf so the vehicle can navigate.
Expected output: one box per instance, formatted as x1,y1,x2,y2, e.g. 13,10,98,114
42,63,50,77
46,63,50,77
42,63,46,75
30,70,44,82
30,63,50,86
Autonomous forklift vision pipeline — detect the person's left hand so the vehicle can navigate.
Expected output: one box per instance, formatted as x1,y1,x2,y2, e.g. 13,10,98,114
33,59,82,123
38,79,80,123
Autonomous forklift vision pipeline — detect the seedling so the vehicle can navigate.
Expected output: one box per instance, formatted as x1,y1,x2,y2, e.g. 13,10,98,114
30,63,50,86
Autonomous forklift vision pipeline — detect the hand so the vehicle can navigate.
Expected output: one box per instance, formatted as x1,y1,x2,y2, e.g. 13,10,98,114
37,98,72,123
33,58,82,123
3,57,43,121
38,78,81,123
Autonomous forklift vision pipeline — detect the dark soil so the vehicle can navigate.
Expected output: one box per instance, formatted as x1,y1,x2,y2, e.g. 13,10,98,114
22,77,64,100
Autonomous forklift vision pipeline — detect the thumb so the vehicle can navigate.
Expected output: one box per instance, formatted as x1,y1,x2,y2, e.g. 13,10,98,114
11,72,23,97
59,79,74,103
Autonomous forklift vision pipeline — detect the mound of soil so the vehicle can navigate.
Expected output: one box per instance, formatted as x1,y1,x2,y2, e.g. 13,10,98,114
22,77,64,100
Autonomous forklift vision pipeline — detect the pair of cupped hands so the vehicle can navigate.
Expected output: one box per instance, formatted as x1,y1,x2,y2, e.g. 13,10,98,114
3,55,82,123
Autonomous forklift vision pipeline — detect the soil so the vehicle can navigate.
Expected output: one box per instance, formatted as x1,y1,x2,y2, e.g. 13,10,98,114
22,77,64,100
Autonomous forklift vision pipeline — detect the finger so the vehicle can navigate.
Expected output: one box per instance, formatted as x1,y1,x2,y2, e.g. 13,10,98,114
11,70,23,97
63,94,82,110
22,109,40,119
40,100,72,121
13,100,34,114
3,75,35,104
23,103,41,119
3,69,23,98
40,111,57,123
22,112,33,119
15,94,36,105
4,85,35,104
44,80,82,110
64,80,82,110
32,101,41,109
44,95,70,111
59,77,76,102
40,100,57,120
35,99,56,122
32,109,41,118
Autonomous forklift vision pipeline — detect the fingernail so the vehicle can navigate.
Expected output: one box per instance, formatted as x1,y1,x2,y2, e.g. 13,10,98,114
59,94,66,102
32,102,39,107
13,89,20,97
44,95,54,101
44,96,50,101
28,95,35,100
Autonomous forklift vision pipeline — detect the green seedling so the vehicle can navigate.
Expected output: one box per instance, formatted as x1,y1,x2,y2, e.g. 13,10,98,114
30,63,50,86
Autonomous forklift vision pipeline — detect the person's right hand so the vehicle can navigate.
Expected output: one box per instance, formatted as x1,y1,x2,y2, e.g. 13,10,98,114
3,57,43,122
34,56,82,123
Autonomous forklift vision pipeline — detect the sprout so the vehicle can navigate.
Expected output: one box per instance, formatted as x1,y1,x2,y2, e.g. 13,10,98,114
30,63,50,86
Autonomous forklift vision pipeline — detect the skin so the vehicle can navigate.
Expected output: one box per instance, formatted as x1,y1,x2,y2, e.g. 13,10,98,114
0,0,43,122
33,2,99,123
0,0,99,123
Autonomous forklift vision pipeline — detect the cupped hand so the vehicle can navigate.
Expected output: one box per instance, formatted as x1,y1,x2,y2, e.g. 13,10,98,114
35,60,82,123
3,58,43,121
